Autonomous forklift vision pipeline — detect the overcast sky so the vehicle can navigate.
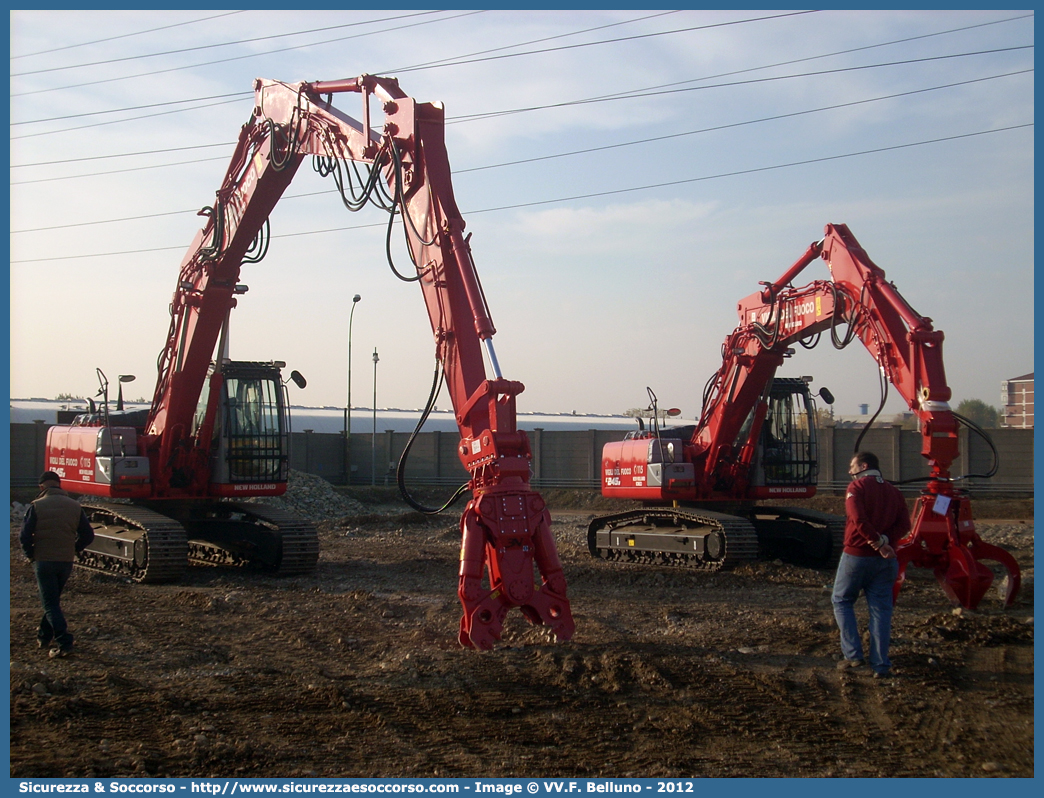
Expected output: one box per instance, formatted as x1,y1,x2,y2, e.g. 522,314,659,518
9,9,1034,421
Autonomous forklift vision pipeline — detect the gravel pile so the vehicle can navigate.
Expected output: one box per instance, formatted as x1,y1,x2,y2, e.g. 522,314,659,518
243,469,367,522
976,522,1034,549
8,472,368,525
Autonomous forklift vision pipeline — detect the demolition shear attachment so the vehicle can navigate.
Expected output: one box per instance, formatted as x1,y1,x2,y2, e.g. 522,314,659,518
457,491,575,650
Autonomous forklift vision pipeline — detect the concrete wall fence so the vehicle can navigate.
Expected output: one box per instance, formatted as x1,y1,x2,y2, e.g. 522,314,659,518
10,422,1033,496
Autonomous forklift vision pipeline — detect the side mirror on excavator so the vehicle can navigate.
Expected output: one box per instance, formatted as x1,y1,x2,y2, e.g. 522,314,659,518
818,387,835,405
289,370,307,390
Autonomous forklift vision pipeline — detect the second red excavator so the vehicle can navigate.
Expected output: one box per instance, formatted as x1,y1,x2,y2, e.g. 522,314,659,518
590,223,1020,610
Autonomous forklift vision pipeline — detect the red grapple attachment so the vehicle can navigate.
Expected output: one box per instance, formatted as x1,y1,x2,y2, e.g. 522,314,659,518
457,491,575,650
893,492,1021,609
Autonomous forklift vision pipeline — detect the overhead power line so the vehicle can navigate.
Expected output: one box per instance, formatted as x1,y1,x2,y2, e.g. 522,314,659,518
12,92,249,127
569,12,1034,105
456,69,1033,174
379,9,683,73
11,154,232,185
381,10,819,75
11,13,1032,138
10,10,489,98
12,204,224,235
11,10,450,77
13,10,817,99
10,124,1031,264
10,9,679,131
13,141,237,169
10,11,247,59
449,45,1035,123
14,42,1030,142
9,68,1031,189
469,125,1033,216
10,96,249,141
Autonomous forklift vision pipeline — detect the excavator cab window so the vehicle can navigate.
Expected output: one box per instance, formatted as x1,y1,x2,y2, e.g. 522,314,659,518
214,365,288,483
758,380,818,486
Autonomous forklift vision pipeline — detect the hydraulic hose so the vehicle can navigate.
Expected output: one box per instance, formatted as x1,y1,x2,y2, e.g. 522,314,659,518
242,218,270,264
952,411,1000,480
888,412,1000,487
395,358,469,515
853,369,889,454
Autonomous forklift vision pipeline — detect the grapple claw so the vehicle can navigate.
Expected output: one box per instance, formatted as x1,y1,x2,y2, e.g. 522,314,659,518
894,492,1021,610
933,544,994,609
967,538,1022,607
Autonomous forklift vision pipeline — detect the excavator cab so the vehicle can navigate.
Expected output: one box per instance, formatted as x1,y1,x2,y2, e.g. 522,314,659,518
751,378,821,489
207,361,296,489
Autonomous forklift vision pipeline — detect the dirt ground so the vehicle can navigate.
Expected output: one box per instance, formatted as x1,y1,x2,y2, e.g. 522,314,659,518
9,487,1034,778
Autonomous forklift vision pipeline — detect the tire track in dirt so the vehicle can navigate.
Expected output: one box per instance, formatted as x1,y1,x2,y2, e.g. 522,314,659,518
10,514,1034,778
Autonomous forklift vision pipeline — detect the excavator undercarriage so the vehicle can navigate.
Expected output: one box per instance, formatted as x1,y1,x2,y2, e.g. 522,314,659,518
79,501,318,583
588,504,843,571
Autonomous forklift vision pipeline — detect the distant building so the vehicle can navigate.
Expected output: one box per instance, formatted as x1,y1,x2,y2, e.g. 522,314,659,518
1001,373,1033,429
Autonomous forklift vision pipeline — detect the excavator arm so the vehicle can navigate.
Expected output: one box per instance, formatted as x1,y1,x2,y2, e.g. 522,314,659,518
147,76,573,647
722,223,1019,608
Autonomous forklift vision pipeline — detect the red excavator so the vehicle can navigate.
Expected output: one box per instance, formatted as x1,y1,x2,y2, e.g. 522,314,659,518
44,75,574,649
590,223,1020,610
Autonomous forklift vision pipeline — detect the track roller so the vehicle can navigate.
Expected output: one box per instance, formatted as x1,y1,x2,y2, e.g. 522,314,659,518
588,507,759,571
179,502,320,575
78,502,188,583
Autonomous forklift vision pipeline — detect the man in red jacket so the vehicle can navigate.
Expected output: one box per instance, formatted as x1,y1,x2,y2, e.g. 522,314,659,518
831,451,910,678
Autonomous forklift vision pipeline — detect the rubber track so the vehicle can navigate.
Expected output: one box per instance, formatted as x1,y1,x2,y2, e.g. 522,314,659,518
793,505,843,568
225,502,320,575
768,506,846,568
588,507,759,571
78,502,188,584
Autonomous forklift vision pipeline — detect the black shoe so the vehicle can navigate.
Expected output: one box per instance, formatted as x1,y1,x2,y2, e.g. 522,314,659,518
37,639,52,649
48,646,73,659
873,669,892,679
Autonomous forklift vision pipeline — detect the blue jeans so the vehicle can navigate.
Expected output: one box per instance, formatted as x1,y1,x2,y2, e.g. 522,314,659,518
34,560,75,649
831,553,899,674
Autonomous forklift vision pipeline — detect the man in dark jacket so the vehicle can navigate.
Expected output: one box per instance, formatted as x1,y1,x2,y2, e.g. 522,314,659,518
831,451,910,678
20,471,95,658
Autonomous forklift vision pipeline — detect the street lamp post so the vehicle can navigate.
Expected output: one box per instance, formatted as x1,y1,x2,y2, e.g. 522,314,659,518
344,294,361,484
371,347,379,486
